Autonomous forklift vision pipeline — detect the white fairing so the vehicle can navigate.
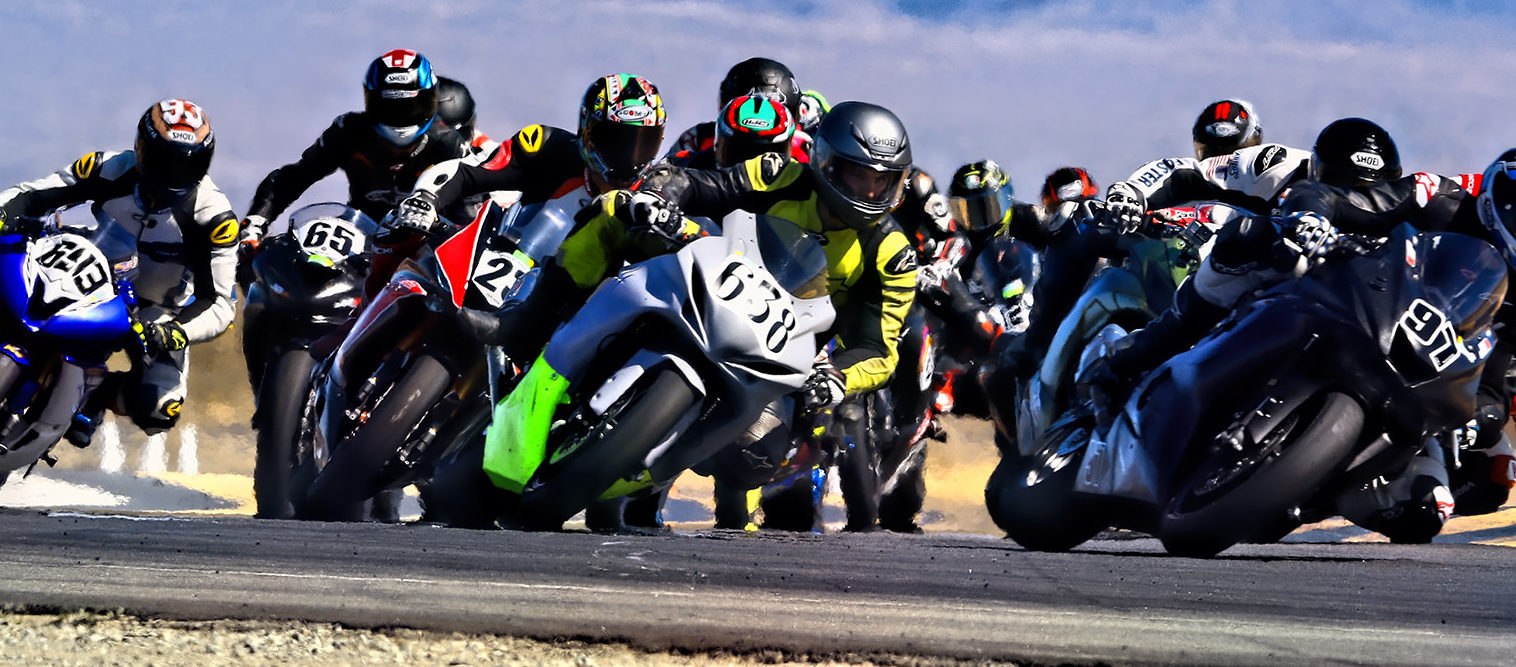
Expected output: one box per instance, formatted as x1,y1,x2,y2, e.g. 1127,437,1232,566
22,234,116,317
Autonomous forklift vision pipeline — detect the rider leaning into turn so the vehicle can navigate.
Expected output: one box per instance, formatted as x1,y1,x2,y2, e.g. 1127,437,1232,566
1089,118,1516,540
0,98,239,442
241,49,470,294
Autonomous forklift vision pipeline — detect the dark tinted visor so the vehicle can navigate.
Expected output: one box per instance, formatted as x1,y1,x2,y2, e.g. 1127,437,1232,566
586,120,663,183
950,186,1014,233
137,140,212,190
366,87,437,127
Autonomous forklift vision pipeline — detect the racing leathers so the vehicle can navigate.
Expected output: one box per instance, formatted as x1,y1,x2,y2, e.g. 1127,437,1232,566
1098,172,1512,531
1007,143,1312,373
640,152,918,396
0,150,240,434
245,112,468,294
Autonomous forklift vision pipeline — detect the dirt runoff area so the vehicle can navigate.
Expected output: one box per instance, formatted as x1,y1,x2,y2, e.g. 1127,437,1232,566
0,607,979,667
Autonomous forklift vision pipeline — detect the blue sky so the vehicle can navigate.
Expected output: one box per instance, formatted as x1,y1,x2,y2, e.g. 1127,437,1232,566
1,0,1512,214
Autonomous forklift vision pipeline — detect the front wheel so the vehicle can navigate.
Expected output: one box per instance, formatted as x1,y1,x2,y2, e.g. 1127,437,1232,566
300,353,453,521
1159,391,1365,558
986,410,1107,552
253,348,317,519
518,368,696,529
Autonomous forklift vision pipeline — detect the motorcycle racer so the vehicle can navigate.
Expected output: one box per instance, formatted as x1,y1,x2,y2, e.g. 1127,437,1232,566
0,98,238,440
241,49,469,294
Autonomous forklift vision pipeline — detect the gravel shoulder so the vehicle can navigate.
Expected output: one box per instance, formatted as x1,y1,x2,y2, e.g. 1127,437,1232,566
0,607,952,667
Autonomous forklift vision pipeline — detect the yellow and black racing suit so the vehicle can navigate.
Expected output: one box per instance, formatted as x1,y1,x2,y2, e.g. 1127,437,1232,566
564,152,918,396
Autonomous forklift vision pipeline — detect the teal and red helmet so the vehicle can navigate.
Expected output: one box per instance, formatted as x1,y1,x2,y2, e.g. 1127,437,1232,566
714,94,796,167
579,73,666,186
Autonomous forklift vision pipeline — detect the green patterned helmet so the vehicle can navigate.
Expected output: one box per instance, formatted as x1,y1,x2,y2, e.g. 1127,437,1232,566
579,73,667,186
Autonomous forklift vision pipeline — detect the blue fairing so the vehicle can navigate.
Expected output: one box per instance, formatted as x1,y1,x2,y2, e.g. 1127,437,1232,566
37,295,133,342
0,234,134,344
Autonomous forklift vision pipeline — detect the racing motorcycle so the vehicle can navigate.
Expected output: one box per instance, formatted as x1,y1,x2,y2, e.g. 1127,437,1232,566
985,202,1246,549
239,203,375,519
436,210,836,530
1017,224,1506,557
297,196,576,520
0,213,137,486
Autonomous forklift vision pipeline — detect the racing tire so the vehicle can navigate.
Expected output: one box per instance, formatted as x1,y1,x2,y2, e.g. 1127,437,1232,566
879,445,927,533
986,411,1106,552
300,353,452,521
253,348,317,520
518,367,695,530
1159,391,1364,558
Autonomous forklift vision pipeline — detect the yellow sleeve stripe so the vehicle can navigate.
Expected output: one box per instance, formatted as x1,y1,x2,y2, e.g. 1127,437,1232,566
743,154,803,192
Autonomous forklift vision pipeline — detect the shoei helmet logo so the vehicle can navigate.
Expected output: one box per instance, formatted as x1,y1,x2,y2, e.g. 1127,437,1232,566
385,71,416,85
869,135,898,149
1350,151,1385,170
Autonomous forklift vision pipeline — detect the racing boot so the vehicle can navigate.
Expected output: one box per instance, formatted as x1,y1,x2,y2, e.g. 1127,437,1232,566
1336,453,1454,544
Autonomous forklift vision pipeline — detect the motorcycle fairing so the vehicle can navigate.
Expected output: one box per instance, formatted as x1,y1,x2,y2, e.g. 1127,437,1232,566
482,353,569,493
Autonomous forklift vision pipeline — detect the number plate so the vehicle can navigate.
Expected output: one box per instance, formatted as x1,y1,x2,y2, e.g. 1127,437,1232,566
713,255,797,354
295,218,366,264
24,234,114,306
470,247,530,308
1399,298,1475,372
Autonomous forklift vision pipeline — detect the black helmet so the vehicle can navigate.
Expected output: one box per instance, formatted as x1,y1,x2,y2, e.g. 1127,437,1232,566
948,160,1015,234
578,73,667,187
134,98,215,207
1478,149,1516,270
714,94,796,167
810,101,912,230
1311,117,1402,187
362,49,438,146
1192,99,1262,160
718,57,802,125
436,76,477,138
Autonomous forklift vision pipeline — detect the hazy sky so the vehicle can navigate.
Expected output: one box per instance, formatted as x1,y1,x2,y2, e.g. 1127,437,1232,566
1,0,1512,215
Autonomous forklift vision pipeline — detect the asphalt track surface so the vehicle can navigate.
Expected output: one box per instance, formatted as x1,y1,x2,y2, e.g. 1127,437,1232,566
0,509,1511,666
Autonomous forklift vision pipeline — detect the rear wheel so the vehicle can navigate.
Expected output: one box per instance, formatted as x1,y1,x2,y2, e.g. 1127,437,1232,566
1159,391,1365,558
519,368,696,530
986,411,1106,552
253,348,317,519
300,354,452,521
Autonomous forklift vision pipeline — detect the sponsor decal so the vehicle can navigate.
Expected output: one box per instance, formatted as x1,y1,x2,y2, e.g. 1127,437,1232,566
384,71,416,84
884,245,917,275
868,135,899,149
517,124,544,153
381,89,419,99
1350,151,1385,170
70,153,97,180
166,129,199,144
613,105,654,123
1252,145,1286,174
739,117,772,130
1414,173,1439,207
1204,121,1240,138
1056,182,1084,200
209,219,239,246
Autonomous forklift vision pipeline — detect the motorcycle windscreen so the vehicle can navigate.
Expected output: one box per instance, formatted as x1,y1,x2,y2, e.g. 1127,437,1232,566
1418,232,1508,335
754,215,829,299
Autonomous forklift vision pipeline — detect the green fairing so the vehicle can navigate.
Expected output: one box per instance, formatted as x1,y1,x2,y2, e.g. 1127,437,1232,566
483,355,569,493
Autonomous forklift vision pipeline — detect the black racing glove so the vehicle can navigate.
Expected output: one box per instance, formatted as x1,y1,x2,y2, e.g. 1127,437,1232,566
133,320,188,358
801,361,846,413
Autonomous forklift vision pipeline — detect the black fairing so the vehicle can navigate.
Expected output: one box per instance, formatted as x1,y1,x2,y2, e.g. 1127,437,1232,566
244,236,367,340
1138,224,1506,493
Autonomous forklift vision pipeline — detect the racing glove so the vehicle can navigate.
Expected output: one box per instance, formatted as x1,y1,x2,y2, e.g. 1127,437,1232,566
1284,211,1338,259
1104,181,1146,235
801,361,847,413
624,191,685,243
133,320,188,358
389,191,441,233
